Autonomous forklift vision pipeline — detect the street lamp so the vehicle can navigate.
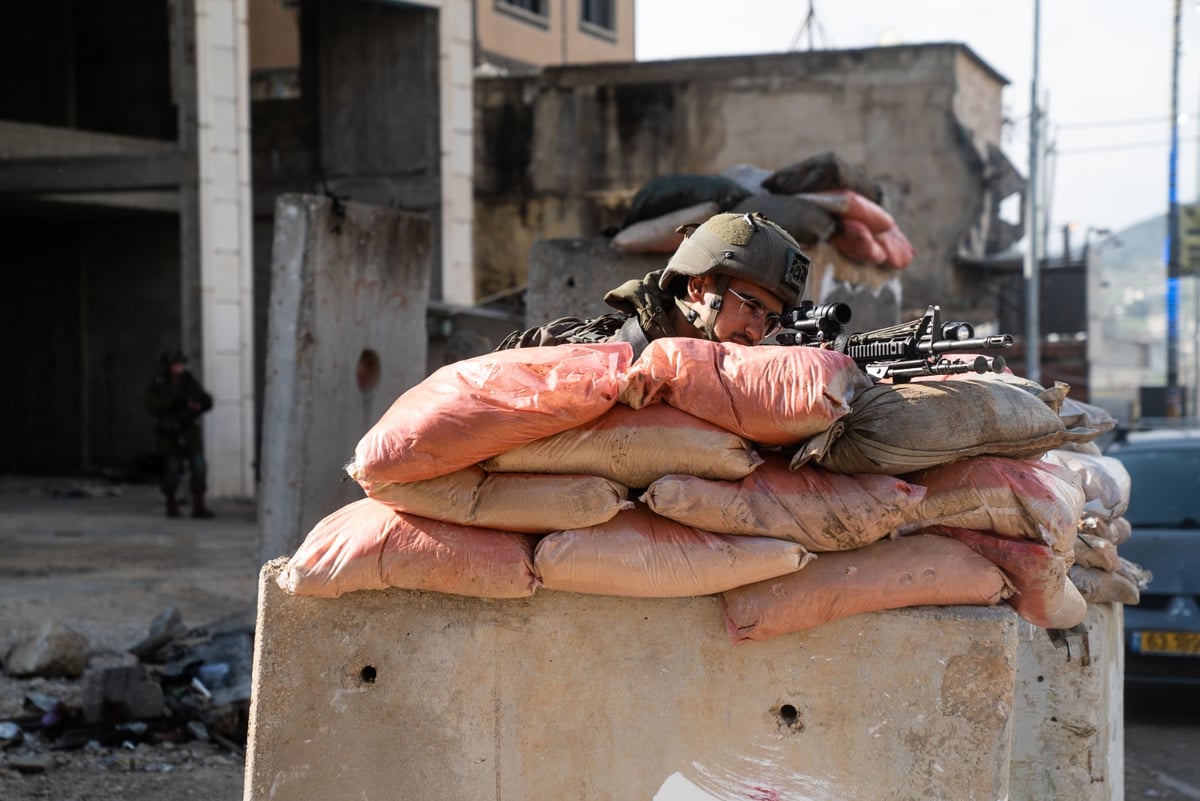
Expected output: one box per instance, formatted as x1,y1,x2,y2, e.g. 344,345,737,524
1082,226,1116,264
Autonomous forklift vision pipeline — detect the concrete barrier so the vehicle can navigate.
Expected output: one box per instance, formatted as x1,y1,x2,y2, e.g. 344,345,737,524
1010,603,1124,801
245,559,1020,801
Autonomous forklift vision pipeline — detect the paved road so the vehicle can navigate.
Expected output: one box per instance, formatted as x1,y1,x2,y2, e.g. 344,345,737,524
1125,684,1200,800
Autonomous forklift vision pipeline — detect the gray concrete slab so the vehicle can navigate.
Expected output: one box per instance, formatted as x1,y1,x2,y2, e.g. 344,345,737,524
1010,604,1124,801
246,560,1020,801
258,194,432,564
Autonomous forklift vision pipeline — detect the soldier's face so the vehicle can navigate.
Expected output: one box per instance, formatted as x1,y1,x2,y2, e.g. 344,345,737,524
693,277,783,346
170,361,186,377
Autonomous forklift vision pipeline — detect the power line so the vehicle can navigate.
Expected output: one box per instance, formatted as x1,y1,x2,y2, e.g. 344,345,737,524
1057,115,1189,130
1058,135,1200,155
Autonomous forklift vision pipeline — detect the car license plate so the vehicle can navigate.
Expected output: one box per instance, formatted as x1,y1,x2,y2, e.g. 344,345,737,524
1134,631,1200,656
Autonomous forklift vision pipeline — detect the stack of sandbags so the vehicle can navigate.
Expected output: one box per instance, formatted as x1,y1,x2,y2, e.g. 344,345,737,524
610,174,751,254
1035,398,1146,605
280,339,873,599
718,374,1107,642
610,152,911,263
282,343,634,598
278,338,1130,646
760,152,915,269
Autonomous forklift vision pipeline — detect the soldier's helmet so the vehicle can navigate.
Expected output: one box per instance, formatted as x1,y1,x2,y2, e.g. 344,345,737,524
160,350,188,368
659,211,810,307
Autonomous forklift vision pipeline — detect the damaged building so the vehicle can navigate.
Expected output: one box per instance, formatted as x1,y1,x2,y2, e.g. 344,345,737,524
0,1,1026,496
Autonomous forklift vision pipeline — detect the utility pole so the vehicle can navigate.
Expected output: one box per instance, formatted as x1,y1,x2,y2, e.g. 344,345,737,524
1167,0,1184,416
1024,0,1042,384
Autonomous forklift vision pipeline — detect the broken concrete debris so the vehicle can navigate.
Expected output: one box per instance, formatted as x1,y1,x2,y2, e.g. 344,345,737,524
1,606,254,774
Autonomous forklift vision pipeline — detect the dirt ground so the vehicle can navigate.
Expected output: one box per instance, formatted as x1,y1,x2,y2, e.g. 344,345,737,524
2,474,1198,801
0,475,257,801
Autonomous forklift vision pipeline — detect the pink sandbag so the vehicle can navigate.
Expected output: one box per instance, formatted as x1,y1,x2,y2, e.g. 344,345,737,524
534,505,809,597
348,342,632,487
611,201,720,254
899,456,1084,555
828,218,887,265
811,189,896,233
875,225,915,270
619,338,870,446
721,533,1013,642
642,453,925,551
938,526,1087,630
278,498,538,599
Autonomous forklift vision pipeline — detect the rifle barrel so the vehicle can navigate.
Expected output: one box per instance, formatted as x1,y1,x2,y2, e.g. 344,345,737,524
919,335,1014,355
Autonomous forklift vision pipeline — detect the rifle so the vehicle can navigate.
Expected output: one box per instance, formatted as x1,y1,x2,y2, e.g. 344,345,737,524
775,301,1014,383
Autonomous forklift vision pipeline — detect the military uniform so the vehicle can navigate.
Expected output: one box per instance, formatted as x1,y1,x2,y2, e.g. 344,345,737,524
146,354,214,518
496,270,681,357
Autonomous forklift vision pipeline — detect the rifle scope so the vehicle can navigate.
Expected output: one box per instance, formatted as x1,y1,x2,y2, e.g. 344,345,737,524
781,301,851,336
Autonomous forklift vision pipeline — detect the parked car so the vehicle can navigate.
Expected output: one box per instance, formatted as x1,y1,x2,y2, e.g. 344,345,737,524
1105,428,1200,685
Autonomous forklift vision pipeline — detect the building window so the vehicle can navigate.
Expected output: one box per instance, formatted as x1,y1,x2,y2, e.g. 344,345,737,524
497,0,549,29
581,0,615,33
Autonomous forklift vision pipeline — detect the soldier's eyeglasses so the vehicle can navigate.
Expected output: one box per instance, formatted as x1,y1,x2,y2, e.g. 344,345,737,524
727,287,783,337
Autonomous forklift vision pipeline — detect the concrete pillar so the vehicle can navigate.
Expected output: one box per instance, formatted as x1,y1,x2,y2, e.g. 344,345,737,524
195,0,257,497
245,559,1021,801
439,0,475,305
257,195,431,564
1010,604,1125,801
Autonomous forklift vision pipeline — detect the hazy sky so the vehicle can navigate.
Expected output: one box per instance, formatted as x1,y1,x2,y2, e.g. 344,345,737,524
635,0,1200,242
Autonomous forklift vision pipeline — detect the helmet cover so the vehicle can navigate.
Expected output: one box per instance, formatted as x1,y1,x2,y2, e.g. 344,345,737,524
659,212,809,306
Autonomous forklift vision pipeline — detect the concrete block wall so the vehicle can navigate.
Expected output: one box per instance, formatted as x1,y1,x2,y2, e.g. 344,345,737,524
245,559,1022,801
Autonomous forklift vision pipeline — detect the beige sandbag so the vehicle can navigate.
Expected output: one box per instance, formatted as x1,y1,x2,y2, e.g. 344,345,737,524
482,404,762,488
642,454,924,551
1080,515,1132,546
348,343,631,487
278,498,538,599
364,466,631,533
721,533,1013,642
793,377,1097,475
534,505,808,597
1058,397,1117,433
1040,449,1131,521
620,338,871,446
1068,564,1139,605
611,201,720,253
940,526,1087,630
1074,532,1121,572
1118,556,1152,589
899,456,1084,555
1054,440,1103,455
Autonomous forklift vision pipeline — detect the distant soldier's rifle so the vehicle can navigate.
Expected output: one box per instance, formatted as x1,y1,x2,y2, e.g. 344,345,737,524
775,301,1014,383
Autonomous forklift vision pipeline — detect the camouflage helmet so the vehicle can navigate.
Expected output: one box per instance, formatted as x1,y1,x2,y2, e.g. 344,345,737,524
659,212,810,306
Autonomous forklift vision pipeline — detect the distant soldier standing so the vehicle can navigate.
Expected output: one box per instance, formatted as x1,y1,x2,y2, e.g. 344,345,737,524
146,351,215,519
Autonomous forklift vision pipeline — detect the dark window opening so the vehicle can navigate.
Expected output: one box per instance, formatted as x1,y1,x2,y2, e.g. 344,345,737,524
497,0,549,27
581,0,615,32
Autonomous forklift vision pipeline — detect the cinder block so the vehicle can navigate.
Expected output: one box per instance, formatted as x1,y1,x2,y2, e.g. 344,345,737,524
245,560,1020,801
1010,604,1124,801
